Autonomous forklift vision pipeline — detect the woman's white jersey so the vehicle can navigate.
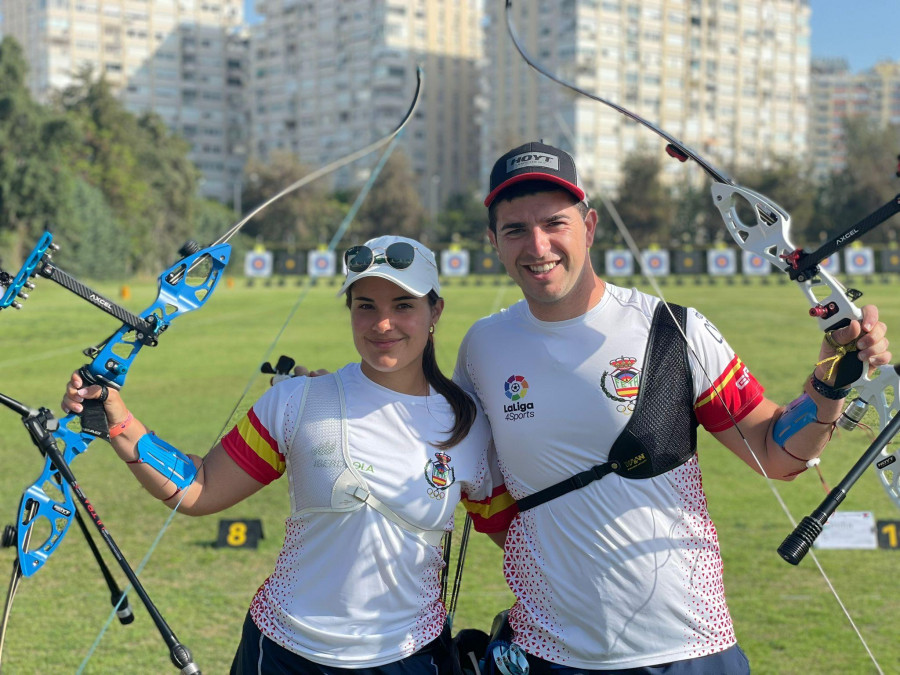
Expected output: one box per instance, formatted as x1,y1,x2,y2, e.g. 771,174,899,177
222,362,503,667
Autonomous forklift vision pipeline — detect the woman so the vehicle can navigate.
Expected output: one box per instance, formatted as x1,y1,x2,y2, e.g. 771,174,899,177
62,235,513,674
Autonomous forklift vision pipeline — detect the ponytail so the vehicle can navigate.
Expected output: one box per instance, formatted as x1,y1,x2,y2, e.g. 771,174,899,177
421,314,477,449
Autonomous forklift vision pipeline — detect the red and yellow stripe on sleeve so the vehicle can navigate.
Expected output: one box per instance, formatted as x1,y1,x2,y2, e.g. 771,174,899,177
694,355,764,432
462,485,518,533
221,407,286,485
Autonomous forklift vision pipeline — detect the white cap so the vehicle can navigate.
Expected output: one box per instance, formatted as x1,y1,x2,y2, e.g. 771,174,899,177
338,235,440,297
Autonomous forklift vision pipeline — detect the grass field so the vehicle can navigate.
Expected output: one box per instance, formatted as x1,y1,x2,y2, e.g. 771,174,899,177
0,272,898,674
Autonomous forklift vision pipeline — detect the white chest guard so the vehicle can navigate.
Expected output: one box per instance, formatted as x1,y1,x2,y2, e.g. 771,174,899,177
284,373,444,547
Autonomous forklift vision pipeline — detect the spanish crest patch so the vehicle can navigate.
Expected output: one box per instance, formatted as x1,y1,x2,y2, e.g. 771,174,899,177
601,355,641,415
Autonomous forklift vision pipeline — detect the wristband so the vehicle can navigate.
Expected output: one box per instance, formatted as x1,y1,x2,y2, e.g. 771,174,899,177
810,374,851,400
108,412,135,439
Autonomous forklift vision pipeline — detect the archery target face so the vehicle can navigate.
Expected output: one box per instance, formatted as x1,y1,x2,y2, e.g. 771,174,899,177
741,250,770,275
308,250,336,277
707,249,736,276
441,250,469,276
640,250,669,276
844,248,874,275
605,250,633,276
244,251,273,278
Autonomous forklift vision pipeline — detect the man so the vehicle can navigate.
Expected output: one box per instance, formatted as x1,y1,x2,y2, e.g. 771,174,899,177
453,141,891,673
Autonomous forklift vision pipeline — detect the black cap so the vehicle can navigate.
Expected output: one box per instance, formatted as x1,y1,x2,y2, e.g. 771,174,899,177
484,141,586,207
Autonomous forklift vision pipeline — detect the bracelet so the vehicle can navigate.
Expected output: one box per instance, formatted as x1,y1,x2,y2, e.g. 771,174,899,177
779,444,808,462
779,444,812,475
108,412,135,439
810,374,851,400
162,486,182,501
778,445,824,471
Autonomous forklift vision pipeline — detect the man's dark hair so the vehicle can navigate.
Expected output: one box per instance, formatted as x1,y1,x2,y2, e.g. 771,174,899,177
488,180,589,233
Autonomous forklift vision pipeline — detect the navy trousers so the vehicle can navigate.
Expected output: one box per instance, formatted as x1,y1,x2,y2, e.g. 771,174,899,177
230,611,456,675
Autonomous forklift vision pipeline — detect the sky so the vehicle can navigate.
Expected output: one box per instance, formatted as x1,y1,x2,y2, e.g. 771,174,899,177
244,1,261,26
810,0,900,71
244,1,898,73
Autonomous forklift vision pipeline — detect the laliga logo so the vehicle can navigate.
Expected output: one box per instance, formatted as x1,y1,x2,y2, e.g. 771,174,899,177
504,375,535,420
504,374,528,401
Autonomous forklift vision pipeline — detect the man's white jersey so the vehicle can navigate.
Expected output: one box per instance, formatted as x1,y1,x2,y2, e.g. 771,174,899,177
454,284,764,669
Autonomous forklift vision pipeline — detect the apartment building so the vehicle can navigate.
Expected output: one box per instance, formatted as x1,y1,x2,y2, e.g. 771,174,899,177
482,0,812,196
1,0,247,203
249,0,482,206
809,58,900,182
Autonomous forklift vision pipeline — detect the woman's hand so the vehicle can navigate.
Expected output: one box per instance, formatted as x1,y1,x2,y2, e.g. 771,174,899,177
62,371,130,426
292,365,331,378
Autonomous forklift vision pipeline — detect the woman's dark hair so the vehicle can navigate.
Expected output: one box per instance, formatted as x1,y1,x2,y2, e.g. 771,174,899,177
345,288,476,449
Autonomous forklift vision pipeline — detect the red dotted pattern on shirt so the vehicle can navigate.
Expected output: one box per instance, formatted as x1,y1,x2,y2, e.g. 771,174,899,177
501,456,735,665
669,457,735,657
401,557,446,653
249,517,308,650
503,514,570,661
250,518,449,660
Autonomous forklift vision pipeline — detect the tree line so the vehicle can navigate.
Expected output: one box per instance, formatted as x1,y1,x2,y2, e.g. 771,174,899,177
2,35,899,281
600,122,900,252
0,38,239,278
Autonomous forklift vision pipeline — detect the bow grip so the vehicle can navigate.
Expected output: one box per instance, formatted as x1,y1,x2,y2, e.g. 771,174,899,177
77,366,115,440
811,282,865,390
832,339,865,389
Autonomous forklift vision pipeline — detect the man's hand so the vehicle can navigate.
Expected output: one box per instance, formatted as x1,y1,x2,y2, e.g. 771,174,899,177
292,366,331,378
816,304,891,383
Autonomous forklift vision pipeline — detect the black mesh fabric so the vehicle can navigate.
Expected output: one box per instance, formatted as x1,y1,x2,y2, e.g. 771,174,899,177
608,302,698,479
516,302,700,512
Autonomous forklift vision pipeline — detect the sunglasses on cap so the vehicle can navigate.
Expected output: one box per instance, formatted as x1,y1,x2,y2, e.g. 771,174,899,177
344,241,434,273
